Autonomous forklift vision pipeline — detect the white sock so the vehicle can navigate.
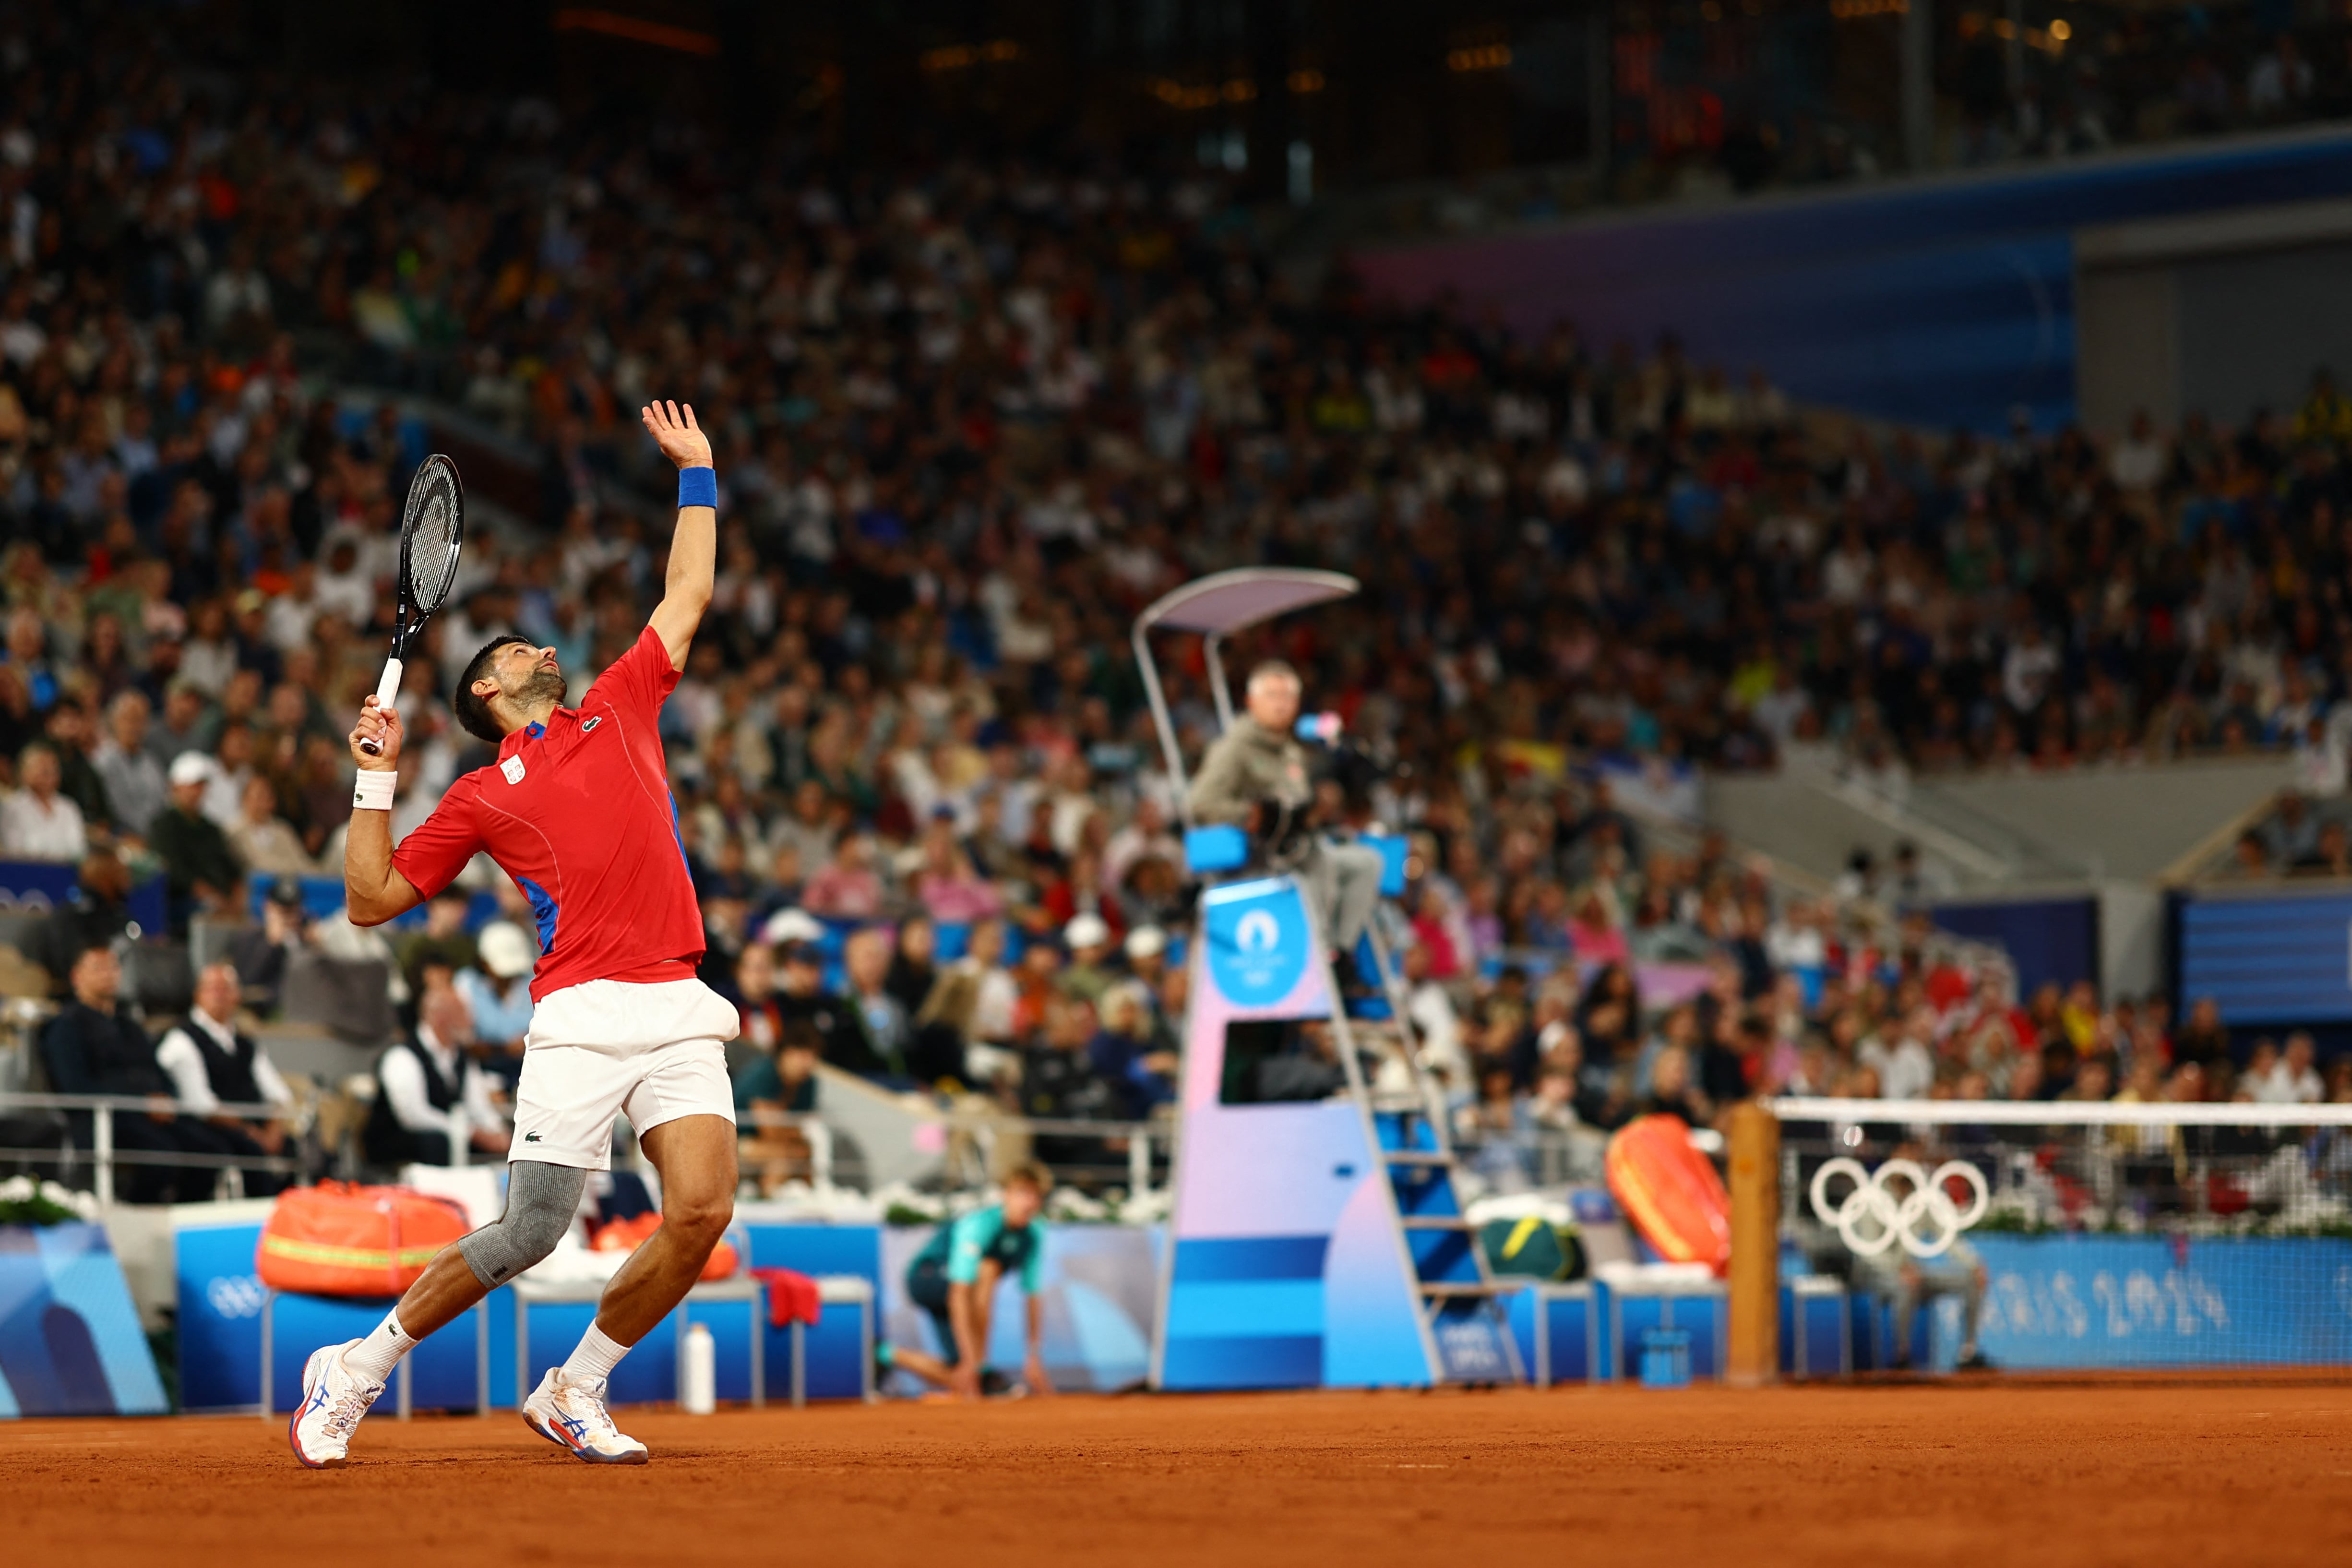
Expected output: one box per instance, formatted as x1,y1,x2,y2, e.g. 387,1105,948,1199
344,1309,415,1384
560,1323,631,1385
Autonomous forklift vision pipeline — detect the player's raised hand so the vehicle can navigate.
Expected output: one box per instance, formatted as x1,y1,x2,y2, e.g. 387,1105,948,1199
641,399,712,471
350,695,402,769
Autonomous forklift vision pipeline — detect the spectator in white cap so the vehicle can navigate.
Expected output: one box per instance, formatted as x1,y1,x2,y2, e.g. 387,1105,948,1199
1059,911,1116,1005
1123,925,1169,986
454,918,537,1083
761,907,827,948
1122,924,1177,1044
150,751,242,933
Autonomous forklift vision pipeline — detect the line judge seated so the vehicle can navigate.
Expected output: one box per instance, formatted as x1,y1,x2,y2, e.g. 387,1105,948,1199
1185,658,1386,983
153,960,298,1196
362,986,510,1169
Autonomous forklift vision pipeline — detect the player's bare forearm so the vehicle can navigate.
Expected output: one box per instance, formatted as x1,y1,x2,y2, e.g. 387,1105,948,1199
642,399,715,671
345,695,425,925
343,810,423,925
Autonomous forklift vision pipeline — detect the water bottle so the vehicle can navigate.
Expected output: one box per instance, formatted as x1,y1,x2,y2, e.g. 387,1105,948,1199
681,1322,716,1414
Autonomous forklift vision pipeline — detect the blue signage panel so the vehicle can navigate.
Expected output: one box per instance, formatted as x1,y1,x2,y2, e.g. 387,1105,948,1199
1202,879,1312,1010
0,1222,167,1416
2178,890,2352,1023
1973,1234,2352,1369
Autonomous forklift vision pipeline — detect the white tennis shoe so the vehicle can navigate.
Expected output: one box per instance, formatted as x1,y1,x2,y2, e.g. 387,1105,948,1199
288,1341,385,1469
523,1368,649,1465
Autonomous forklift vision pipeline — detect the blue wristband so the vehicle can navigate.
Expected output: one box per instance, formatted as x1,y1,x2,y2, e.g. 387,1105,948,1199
678,467,718,509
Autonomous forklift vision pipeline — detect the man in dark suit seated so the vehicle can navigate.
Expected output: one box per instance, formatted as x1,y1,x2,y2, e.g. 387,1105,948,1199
38,944,251,1203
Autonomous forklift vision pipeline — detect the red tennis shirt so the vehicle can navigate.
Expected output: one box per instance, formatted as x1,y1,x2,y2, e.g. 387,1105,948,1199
390,627,704,1003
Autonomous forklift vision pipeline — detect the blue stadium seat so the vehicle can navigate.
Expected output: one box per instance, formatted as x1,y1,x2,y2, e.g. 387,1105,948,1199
1361,833,1409,897
246,875,348,922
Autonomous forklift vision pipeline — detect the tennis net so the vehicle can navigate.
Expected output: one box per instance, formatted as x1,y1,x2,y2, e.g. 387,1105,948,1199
1764,1098,2352,1373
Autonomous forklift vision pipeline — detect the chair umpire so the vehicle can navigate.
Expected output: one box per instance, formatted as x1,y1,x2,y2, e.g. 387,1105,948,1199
1184,660,1385,963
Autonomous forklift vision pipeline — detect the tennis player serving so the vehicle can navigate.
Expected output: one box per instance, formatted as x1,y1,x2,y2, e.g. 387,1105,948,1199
290,401,731,1468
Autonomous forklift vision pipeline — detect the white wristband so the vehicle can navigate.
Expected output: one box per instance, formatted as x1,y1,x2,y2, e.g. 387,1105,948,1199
352,770,396,812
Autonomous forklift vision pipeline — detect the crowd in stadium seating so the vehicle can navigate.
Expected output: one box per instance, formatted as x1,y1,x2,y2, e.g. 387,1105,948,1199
6,10,2352,1196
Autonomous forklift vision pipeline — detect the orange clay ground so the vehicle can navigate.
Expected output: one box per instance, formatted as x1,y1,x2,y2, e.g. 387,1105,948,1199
4,1382,2350,1567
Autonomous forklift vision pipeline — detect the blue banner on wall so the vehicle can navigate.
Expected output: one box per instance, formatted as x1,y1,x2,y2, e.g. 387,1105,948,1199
1932,897,2098,998
2177,888,2352,1024
1355,130,2352,431
0,1222,168,1416
1973,1234,2352,1369
0,861,168,942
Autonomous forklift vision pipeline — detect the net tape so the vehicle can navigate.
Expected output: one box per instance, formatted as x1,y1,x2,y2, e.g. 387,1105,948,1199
402,458,462,612
1767,1097,2352,1127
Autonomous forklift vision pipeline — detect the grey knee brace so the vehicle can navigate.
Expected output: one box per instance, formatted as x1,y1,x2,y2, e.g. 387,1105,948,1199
457,1160,588,1288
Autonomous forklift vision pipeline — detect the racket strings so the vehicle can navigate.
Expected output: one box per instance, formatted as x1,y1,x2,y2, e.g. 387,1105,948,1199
403,472,462,611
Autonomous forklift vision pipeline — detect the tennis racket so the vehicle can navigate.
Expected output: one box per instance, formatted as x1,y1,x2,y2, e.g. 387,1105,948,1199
360,453,466,756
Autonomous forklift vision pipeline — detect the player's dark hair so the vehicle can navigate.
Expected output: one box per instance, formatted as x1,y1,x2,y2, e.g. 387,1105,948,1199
453,634,534,744
1003,1161,1051,1196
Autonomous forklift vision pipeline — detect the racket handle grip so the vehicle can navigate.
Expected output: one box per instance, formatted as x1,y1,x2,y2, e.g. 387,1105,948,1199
359,657,404,756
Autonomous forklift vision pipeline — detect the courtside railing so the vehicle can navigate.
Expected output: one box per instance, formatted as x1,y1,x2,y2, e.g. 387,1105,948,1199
0,1091,1169,1207
731,1105,1167,1198
0,1090,303,1204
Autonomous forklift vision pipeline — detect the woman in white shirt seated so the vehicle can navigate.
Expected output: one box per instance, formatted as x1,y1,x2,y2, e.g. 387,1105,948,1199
227,774,317,876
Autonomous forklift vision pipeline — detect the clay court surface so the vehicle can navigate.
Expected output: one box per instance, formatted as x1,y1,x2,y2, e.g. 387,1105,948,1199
6,1383,2351,1567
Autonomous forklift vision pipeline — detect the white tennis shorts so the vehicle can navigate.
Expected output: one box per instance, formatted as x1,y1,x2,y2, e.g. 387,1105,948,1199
507,977,740,1170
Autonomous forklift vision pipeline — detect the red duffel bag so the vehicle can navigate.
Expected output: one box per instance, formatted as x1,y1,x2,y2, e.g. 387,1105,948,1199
256,1181,471,1298
1604,1114,1732,1275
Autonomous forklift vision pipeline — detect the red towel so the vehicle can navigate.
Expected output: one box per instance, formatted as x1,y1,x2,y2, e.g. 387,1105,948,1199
751,1267,822,1328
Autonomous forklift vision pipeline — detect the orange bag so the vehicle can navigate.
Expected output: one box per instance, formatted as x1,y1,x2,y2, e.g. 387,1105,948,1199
587,1212,739,1281
590,1212,662,1252
256,1182,472,1298
1604,1114,1732,1275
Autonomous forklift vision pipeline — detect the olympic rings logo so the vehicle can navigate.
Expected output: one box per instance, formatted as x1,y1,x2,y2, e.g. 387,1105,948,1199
1809,1157,1989,1259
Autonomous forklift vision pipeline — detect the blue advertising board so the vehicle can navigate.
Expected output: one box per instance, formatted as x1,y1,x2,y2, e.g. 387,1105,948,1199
0,861,168,940
1973,1234,2352,1369
179,1215,884,1411
0,1222,168,1416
